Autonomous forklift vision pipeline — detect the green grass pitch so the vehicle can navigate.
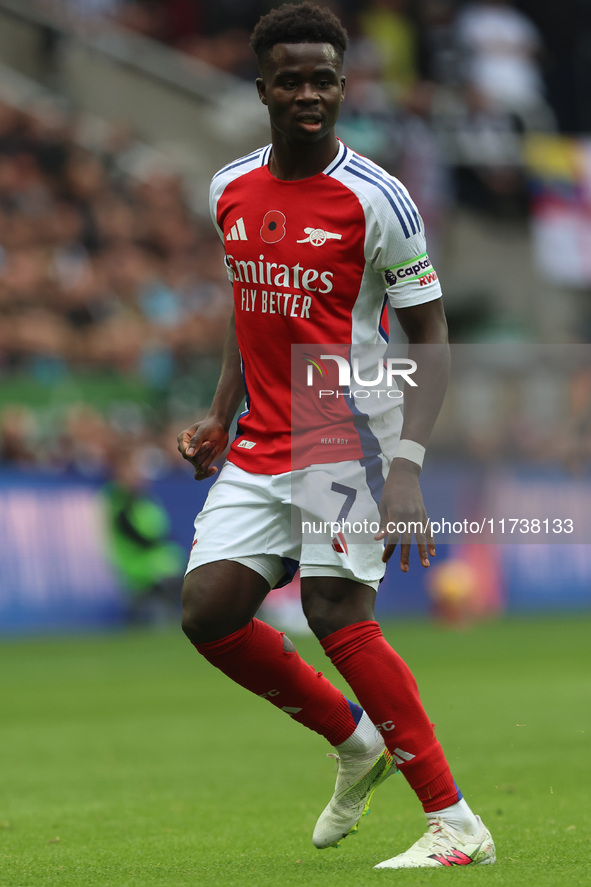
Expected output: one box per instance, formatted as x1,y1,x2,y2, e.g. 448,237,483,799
2,615,590,887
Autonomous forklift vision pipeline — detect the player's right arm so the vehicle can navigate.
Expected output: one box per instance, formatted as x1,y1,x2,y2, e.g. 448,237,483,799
177,309,244,480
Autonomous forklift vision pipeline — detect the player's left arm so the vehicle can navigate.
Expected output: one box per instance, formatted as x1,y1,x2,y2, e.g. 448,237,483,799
376,297,450,570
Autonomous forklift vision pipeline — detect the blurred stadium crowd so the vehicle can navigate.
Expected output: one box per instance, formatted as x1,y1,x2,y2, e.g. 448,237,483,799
1,0,590,478
0,94,231,476
67,0,586,134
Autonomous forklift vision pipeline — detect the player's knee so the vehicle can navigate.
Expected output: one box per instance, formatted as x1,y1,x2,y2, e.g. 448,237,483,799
181,572,253,644
301,596,337,640
301,580,376,640
181,595,202,643
304,609,337,640
300,586,339,638
181,599,222,644
181,575,220,643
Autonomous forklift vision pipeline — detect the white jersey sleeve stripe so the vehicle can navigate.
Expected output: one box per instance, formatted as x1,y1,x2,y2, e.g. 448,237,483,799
345,161,413,239
349,155,422,234
348,156,420,236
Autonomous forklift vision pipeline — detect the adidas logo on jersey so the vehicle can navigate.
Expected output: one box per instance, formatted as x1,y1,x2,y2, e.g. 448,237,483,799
226,218,248,241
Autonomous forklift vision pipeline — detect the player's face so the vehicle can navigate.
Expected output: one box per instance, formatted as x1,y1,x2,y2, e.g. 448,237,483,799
257,43,345,145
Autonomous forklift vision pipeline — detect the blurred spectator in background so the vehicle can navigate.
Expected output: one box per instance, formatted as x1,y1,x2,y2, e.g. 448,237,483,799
359,0,418,102
54,404,116,475
336,37,400,167
455,0,554,132
176,27,258,78
416,0,463,88
433,83,526,218
0,406,38,468
101,445,185,624
394,81,452,257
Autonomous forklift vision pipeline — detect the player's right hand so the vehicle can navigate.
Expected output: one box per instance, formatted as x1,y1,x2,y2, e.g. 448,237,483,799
177,417,229,480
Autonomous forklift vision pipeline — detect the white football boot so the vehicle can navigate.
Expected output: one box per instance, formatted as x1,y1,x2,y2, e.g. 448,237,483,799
374,814,496,869
313,738,396,849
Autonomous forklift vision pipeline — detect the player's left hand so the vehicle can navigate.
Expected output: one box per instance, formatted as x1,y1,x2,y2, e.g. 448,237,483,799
374,459,435,571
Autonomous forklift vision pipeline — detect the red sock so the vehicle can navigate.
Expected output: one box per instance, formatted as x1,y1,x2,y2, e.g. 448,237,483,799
321,621,460,812
195,618,359,746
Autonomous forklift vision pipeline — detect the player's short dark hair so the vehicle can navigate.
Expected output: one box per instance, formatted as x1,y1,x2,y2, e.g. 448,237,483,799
250,2,349,72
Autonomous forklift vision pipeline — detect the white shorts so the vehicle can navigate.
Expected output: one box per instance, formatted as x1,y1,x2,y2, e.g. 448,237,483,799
186,459,389,591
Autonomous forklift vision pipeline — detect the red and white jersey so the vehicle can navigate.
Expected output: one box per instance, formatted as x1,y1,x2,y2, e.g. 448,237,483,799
210,140,442,474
